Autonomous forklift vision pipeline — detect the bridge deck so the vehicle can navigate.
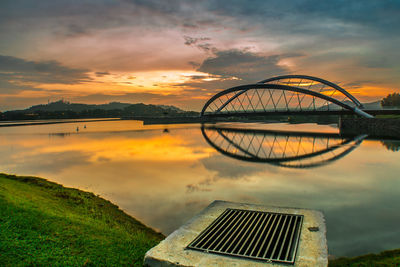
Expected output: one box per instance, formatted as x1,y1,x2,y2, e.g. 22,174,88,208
202,109,400,118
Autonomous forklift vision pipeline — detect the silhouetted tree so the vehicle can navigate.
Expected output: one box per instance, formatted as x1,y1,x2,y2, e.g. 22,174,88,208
381,92,400,107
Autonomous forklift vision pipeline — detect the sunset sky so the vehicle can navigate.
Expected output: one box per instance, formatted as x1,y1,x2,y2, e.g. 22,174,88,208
1,0,399,111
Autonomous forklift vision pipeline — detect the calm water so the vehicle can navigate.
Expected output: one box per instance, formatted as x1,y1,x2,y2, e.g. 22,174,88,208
1,120,400,257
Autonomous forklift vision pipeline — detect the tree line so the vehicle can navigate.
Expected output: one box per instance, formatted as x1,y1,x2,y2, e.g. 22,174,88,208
0,102,199,121
381,92,400,107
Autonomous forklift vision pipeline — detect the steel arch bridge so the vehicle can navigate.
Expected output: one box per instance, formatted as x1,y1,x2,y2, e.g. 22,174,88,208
201,75,373,118
201,125,366,169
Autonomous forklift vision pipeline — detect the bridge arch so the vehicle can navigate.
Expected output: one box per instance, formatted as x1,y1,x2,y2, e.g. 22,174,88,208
201,75,373,118
258,75,362,107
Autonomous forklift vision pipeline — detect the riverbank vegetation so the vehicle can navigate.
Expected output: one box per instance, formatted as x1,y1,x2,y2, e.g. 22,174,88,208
381,92,400,107
329,248,400,266
0,173,164,266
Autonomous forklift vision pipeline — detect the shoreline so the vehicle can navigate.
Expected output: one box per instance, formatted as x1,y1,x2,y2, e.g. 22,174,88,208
0,118,121,128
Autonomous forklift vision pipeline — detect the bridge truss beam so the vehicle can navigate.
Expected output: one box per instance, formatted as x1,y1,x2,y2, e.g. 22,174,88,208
201,83,373,118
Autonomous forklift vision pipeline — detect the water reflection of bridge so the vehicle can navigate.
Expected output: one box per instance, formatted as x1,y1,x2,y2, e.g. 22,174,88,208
201,125,366,168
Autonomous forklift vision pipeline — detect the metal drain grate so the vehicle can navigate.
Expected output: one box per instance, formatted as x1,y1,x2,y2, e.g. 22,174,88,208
187,208,303,264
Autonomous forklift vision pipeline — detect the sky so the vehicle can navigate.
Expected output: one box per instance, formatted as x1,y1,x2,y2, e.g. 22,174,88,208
0,0,399,111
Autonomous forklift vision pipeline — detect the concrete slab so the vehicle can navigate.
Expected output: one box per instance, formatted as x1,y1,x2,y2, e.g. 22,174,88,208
144,200,327,266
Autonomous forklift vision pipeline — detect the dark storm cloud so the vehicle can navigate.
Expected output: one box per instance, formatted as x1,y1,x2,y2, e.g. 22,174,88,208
0,55,91,86
125,0,400,45
123,0,400,35
196,49,302,82
1,0,398,38
1,0,398,60
0,0,124,24
205,0,400,34
0,0,210,38
172,47,292,98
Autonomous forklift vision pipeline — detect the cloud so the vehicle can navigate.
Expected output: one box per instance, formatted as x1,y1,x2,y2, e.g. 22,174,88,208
204,0,400,35
0,55,91,85
165,49,297,104
95,71,110,77
0,75,39,94
0,54,94,110
188,61,200,68
61,24,88,37
2,1,399,47
183,36,215,53
198,49,287,82
183,36,211,46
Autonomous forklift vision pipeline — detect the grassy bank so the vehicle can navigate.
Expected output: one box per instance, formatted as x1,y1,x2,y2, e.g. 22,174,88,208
0,173,164,266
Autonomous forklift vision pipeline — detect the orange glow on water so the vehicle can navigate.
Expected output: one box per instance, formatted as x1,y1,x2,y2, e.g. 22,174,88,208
38,134,214,162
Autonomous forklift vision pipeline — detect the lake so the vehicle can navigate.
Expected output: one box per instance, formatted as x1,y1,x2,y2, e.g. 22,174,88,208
1,120,399,257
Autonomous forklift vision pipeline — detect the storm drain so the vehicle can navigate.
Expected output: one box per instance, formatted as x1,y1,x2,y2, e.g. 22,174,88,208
187,208,303,264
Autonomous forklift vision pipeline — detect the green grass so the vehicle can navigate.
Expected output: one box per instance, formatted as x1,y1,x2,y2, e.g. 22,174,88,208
376,114,400,119
0,173,164,266
329,249,400,266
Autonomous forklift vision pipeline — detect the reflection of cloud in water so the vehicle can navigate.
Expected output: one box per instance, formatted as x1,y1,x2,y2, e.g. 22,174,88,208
188,154,278,193
326,194,400,257
200,154,267,179
5,151,91,174
48,132,72,138
97,156,111,162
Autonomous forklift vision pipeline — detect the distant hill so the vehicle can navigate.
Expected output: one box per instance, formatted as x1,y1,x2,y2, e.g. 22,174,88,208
317,100,384,111
361,100,382,110
23,101,184,113
1,100,198,121
317,100,355,111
